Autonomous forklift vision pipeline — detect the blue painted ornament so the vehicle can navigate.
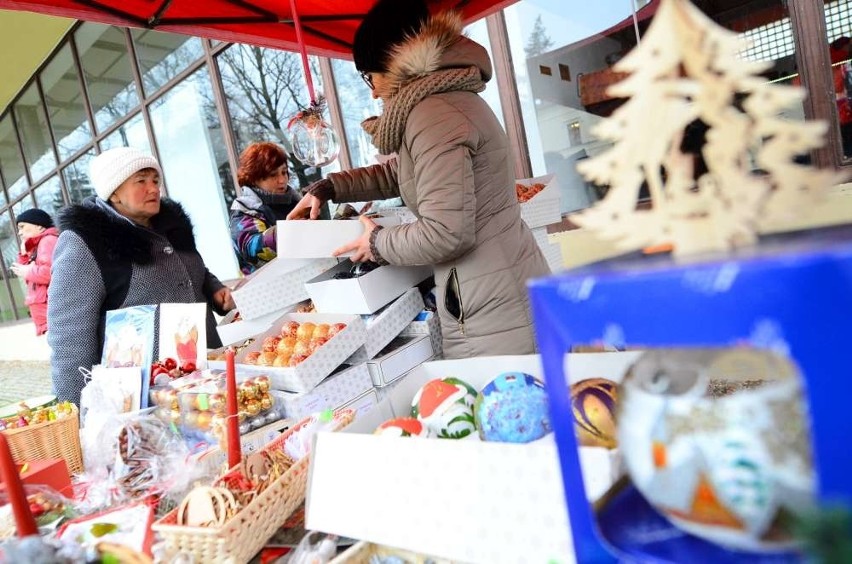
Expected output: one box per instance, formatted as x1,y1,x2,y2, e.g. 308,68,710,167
474,372,551,443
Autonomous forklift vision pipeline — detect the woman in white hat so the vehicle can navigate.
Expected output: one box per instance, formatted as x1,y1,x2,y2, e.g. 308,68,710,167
47,147,235,406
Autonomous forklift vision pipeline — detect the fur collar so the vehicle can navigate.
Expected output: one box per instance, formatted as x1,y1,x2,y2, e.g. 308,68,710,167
58,197,197,265
385,11,465,93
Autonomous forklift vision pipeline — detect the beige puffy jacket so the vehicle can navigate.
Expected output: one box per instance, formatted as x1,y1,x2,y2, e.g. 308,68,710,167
328,14,550,358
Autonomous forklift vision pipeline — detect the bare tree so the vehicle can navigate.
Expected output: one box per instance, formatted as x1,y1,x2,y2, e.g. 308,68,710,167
218,45,324,189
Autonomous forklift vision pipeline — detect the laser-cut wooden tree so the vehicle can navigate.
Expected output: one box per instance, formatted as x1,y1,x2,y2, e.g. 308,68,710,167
573,0,845,257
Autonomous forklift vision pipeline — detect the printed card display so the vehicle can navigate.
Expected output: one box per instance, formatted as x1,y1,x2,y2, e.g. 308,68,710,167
158,303,208,370
101,305,156,408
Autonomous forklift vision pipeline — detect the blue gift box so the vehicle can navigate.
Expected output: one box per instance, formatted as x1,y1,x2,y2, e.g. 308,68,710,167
528,228,852,563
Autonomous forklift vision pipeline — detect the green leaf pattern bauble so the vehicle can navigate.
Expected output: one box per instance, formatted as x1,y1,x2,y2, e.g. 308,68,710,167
411,377,477,439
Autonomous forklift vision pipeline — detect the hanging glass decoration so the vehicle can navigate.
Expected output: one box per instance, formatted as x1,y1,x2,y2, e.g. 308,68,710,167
286,0,340,168
288,96,340,168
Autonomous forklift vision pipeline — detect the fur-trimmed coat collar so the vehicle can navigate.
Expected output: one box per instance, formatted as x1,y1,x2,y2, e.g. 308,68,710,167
383,11,493,95
57,196,197,265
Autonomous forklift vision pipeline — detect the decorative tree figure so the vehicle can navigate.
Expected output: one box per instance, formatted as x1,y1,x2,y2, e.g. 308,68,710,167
573,0,845,257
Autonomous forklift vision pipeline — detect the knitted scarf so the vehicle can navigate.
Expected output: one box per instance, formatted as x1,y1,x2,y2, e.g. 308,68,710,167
362,65,486,155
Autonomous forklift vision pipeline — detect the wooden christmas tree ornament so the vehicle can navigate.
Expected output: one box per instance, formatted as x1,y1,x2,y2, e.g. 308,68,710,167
573,0,847,257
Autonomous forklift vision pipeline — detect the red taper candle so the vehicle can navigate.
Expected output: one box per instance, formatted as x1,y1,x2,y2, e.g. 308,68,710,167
225,348,241,469
0,433,37,536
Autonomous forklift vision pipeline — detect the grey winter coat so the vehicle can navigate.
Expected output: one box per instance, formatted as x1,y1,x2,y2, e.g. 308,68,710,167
327,14,550,358
48,197,226,406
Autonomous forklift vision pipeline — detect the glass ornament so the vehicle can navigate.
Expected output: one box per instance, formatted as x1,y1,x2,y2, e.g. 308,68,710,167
288,96,340,168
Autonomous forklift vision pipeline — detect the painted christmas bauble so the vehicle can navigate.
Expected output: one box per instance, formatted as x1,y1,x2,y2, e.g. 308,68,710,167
618,348,815,552
569,378,618,449
374,417,428,438
474,372,550,443
411,377,477,439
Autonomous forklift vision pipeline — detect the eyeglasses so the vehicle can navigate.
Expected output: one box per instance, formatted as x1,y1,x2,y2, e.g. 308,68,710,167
359,71,374,90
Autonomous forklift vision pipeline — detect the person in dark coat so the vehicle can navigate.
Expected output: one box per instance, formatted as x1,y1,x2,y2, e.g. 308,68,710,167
48,147,234,406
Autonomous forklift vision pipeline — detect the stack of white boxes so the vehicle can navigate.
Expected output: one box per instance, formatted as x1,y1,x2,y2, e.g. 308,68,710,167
518,174,563,272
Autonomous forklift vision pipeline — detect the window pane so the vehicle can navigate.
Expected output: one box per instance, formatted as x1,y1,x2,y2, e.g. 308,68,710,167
76,24,140,134
330,58,383,168
40,43,92,160
131,29,204,97
63,151,96,204
149,67,239,280
100,112,150,152
824,0,852,158
14,83,56,183
0,211,23,321
33,176,65,220
507,0,799,215
217,45,325,188
0,116,28,201
506,0,637,214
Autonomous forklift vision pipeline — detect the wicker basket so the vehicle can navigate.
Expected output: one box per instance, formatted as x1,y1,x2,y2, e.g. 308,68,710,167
1,405,83,475
153,410,354,563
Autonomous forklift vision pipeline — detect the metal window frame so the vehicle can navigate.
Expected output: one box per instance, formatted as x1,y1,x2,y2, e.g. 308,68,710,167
0,0,850,327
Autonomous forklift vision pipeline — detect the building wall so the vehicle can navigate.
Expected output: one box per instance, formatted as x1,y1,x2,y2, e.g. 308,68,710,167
0,11,73,114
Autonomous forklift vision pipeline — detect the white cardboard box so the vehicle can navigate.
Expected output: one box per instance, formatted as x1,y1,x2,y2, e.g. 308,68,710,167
276,217,401,259
236,313,366,393
399,310,442,359
306,260,432,315
531,226,564,272
216,307,292,346
231,257,338,320
339,387,379,421
518,173,561,229
307,353,640,564
346,288,424,363
273,363,373,421
366,335,434,387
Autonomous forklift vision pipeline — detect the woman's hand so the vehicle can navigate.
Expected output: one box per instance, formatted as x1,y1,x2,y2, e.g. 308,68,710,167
333,215,378,263
286,193,325,220
213,286,236,312
287,178,334,220
10,262,31,279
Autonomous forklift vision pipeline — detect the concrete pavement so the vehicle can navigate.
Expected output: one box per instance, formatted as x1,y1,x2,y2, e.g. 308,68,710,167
0,321,52,406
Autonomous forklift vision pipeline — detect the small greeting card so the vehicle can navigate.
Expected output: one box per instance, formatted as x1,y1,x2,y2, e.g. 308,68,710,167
102,305,156,407
158,302,208,370
88,365,142,414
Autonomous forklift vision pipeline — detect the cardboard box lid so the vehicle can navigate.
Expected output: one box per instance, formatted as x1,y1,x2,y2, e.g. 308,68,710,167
367,335,434,387
216,307,292,346
306,261,432,316
276,217,401,259
274,363,373,419
347,288,425,363
231,257,338,320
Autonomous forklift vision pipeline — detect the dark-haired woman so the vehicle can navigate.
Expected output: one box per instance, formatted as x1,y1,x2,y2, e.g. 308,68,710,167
229,142,301,274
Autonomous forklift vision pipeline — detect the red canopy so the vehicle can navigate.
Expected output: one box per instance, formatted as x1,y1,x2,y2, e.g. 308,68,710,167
0,0,519,58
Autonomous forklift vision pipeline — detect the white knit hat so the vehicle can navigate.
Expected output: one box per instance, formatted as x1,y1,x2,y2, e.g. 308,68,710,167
90,147,162,201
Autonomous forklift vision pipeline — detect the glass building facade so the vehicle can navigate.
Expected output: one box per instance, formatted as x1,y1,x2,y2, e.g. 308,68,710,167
1,0,850,324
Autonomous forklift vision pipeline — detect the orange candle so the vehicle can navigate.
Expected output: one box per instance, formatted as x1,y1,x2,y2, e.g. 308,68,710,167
0,434,37,536
225,348,241,469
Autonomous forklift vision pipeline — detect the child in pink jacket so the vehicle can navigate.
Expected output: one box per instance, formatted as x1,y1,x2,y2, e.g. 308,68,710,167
12,209,58,335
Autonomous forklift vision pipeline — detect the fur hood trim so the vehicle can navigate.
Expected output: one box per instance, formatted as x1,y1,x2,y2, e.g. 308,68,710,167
57,197,197,265
385,11,465,92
